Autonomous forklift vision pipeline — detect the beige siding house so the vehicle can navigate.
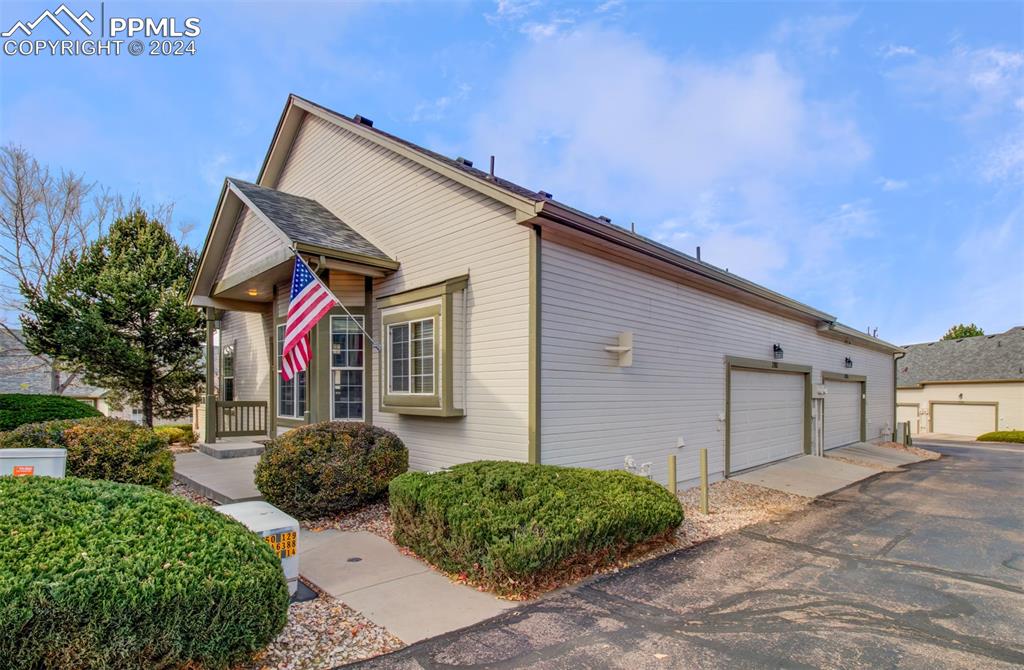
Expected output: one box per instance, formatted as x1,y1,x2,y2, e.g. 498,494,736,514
188,94,902,484
896,327,1023,437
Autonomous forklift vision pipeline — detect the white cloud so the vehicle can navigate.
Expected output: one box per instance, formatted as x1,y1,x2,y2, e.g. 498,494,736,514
595,0,624,13
468,27,868,213
981,130,1024,183
878,177,908,191
880,44,916,58
411,83,471,122
772,14,858,56
200,153,255,188
520,19,574,41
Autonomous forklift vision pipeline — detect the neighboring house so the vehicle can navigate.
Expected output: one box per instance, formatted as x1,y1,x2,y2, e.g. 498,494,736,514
0,328,190,425
188,94,903,487
0,327,107,409
897,327,1024,437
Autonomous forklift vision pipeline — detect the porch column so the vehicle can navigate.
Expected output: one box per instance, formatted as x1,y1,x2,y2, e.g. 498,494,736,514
204,306,217,444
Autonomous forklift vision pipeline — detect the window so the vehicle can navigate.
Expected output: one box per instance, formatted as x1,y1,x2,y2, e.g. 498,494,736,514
222,343,235,402
388,319,434,394
277,325,306,418
331,315,364,420
378,275,466,417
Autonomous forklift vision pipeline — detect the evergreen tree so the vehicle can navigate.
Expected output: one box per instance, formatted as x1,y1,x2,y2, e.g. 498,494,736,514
941,323,984,340
21,210,203,426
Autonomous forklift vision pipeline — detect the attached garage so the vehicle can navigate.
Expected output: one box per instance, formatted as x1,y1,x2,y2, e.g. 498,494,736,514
823,374,865,449
896,404,920,434
930,402,997,436
727,360,809,474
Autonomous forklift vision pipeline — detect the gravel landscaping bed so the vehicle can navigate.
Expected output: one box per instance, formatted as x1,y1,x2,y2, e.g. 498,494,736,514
827,453,900,471
879,440,941,460
169,480,216,507
238,581,404,670
302,500,392,540
673,479,810,548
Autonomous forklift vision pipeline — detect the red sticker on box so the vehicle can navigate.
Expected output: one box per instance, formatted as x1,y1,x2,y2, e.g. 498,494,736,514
12,465,34,477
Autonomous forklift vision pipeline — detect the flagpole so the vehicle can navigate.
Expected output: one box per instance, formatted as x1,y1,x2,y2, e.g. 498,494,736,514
292,249,382,352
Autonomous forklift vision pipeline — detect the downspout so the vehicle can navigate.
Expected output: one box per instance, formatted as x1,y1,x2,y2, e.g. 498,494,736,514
892,351,905,440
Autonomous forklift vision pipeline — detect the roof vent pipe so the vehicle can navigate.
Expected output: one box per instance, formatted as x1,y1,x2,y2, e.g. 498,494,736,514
489,155,495,179
353,114,374,127
455,156,473,167
696,246,701,261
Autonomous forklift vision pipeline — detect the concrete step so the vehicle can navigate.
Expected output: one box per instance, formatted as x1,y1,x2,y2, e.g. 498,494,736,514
198,440,266,459
174,451,262,504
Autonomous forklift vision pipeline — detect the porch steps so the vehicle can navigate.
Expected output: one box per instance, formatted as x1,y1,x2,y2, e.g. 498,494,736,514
174,451,262,504
198,439,267,459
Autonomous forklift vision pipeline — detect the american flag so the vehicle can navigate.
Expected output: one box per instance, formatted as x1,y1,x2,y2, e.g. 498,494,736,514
281,255,339,381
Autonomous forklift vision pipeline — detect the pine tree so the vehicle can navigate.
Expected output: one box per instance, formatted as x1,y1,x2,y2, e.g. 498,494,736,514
21,210,203,426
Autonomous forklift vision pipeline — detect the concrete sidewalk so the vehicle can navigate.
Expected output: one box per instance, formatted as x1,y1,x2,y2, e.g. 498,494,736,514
299,530,516,643
173,451,261,504
733,454,883,497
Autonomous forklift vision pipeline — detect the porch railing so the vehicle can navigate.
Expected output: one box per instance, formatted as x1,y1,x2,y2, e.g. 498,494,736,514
215,400,268,438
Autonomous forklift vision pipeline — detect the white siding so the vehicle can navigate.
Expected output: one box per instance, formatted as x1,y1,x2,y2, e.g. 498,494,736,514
897,383,1024,434
217,207,283,283
219,310,272,403
896,404,920,434
540,237,895,487
824,379,862,448
329,272,365,307
273,115,531,470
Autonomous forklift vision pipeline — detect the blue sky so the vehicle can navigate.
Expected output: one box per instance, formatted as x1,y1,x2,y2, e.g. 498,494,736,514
1,0,1021,344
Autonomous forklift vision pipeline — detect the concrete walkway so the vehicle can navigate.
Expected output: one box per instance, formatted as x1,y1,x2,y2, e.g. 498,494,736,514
299,530,516,643
829,442,924,468
173,451,262,503
733,454,883,497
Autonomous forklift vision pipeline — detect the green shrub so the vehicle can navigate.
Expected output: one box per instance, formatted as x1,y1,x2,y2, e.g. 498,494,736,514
0,417,173,490
255,421,408,519
389,461,684,595
0,476,288,669
154,423,196,446
977,430,1024,443
0,393,101,431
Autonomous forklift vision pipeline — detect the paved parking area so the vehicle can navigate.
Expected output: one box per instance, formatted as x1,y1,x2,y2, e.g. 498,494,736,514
353,441,1024,669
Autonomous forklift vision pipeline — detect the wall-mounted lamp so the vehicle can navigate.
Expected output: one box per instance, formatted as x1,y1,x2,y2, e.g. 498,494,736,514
772,343,784,360
844,356,853,368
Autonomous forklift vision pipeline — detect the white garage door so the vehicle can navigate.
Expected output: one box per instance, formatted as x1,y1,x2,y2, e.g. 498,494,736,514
896,405,920,434
932,403,996,436
824,379,862,449
730,369,805,472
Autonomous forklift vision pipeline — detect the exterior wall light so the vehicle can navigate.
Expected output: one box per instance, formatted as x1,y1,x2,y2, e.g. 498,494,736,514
247,288,259,297
772,344,784,360
844,356,853,368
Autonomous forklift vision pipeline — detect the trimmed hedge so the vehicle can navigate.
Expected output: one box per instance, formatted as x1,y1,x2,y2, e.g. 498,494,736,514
0,417,173,490
0,476,289,670
977,430,1024,443
389,461,684,595
0,393,101,432
255,421,408,519
154,423,196,446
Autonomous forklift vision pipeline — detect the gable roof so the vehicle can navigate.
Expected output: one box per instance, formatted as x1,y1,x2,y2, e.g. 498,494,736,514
0,329,105,397
897,326,1024,387
206,93,902,354
227,179,392,264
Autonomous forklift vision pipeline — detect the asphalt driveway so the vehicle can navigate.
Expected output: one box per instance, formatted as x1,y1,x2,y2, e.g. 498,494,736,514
352,441,1024,669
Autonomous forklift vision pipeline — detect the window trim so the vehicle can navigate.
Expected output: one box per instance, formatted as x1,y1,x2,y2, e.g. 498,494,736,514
377,276,467,418
329,314,365,421
276,323,307,420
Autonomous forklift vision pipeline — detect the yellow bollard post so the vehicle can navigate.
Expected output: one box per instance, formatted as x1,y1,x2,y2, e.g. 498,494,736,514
667,454,677,495
699,448,709,514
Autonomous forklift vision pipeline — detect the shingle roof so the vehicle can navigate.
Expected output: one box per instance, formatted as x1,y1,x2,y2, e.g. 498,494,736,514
0,329,106,397
897,326,1024,387
228,178,393,263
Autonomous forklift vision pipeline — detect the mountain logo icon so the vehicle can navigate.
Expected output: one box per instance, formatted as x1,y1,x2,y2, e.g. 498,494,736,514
2,4,95,38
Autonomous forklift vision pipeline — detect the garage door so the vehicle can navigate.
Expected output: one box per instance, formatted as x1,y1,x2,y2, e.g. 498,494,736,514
730,369,805,472
896,405,919,434
824,379,862,449
931,403,996,436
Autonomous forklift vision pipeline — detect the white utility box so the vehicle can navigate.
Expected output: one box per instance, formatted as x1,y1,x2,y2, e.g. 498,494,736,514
0,448,67,478
216,501,299,595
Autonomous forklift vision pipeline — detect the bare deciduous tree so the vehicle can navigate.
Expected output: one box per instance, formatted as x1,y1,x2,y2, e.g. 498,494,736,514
0,144,113,393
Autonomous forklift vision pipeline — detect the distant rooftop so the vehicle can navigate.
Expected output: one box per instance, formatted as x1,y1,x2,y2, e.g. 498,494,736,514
897,326,1024,387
